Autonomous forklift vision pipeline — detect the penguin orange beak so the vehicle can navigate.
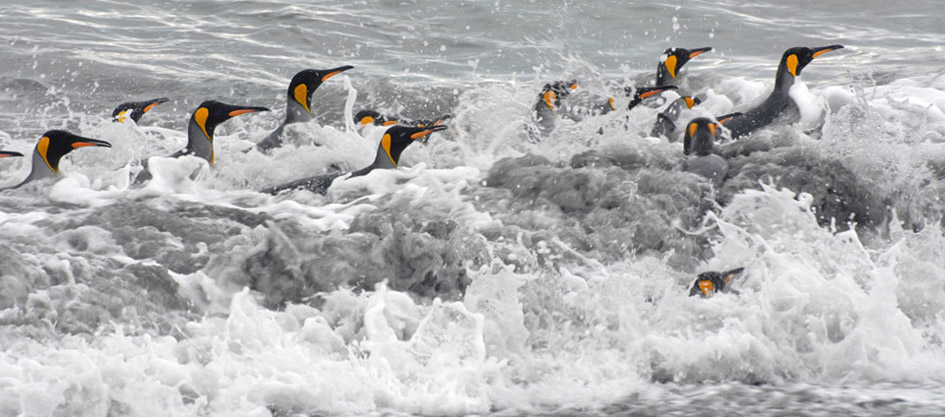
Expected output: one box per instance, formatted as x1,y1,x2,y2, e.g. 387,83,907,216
637,85,678,99
321,65,355,82
716,112,743,125
70,138,112,148
410,125,448,140
228,106,270,117
0,150,24,157
688,47,712,59
142,97,170,114
811,45,844,59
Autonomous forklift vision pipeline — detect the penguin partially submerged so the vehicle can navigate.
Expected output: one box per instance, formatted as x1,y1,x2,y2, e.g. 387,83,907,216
625,85,679,111
355,110,451,144
112,97,169,124
171,100,269,164
651,95,701,139
255,66,354,153
1,130,111,190
263,124,447,195
533,80,578,137
689,267,745,297
656,47,712,86
681,114,741,186
724,45,844,139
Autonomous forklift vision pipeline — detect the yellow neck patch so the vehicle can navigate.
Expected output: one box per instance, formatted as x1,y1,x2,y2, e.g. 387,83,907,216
294,84,310,113
699,280,714,295
37,136,56,173
381,134,396,166
665,55,678,79
608,97,616,111
786,54,799,77
543,90,557,111
194,107,211,141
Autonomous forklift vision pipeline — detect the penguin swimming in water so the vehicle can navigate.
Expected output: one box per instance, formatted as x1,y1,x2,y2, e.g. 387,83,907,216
532,80,577,137
112,97,169,124
262,124,447,195
723,45,844,139
689,267,745,297
650,95,701,139
132,100,268,184
1,130,111,190
254,66,354,153
355,110,451,143
170,100,269,164
681,115,742,186
656,47,712,86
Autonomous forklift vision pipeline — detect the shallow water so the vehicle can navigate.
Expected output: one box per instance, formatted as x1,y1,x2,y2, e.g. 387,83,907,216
2,1,945,416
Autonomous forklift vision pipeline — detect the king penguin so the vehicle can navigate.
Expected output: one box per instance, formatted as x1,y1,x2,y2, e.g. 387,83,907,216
112,97,169,123
650,95,701,138
1,130,111,190
533,80,577,137
689,267,745,297
723,45,844,139
656,47,712,86
681,116,742,186
263,124,447,195
255,66,354,153
171,100,269,164
355,110,451,144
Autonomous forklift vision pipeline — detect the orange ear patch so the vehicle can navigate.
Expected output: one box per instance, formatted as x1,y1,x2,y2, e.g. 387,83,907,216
543,90,557,110
294,84,310,112
664,55,678,79
381,134,396,166
786,54,799,77
699,280,714,295
708,123,717,136
360,116,375,125
688,122,698,138
37,136,55,172
684,97,696,109
194,107,211,140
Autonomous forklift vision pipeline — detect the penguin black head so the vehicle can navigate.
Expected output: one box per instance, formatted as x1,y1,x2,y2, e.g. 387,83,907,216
378,125,448,167
112,97,169,123
539,80,578,111
682,117,721,157
777,45,844,84
355,110,397,127
690,267,745,297
682,96,702,109
287,66,354,115
657,47,712,85
0,150,24,158
35,130,112,173
188,100,269,164
625,85,678,110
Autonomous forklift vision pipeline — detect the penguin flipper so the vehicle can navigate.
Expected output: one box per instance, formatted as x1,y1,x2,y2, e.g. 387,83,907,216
255,126,286,154
263,172,340,195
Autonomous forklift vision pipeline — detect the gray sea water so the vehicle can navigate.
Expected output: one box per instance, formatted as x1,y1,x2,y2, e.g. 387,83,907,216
2,0,945,416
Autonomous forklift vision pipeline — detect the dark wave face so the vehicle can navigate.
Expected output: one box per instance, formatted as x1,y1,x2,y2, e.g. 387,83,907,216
2,0,945,415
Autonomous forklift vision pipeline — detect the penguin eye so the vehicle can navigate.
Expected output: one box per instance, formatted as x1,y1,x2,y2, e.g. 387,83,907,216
688,122,698,138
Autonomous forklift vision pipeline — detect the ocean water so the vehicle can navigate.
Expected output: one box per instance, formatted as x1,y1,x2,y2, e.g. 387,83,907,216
2,0,945,416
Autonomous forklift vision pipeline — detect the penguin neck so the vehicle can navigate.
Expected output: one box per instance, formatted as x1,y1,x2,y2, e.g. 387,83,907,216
691,134,715,156
186,120,215,163
656,67,672,86
534,99,555,122
773,66,797,96
16,148,59,187
373,142,400,170
284,96,314,125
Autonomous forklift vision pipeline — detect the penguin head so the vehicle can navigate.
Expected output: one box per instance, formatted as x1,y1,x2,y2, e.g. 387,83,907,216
34,130,111,173
378,125,448,167
682,96,702,109
691,267,745,297
658,47,712,84
0,150,24,158
682,117,720,156
190,100,269,142
779,45,844,79
539,80,578,111
287,65,354,114
355,110,397,127
112,97,169,123
625,85,678,110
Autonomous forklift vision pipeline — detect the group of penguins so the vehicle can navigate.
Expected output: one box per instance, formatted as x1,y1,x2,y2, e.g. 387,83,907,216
0,43,845,297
